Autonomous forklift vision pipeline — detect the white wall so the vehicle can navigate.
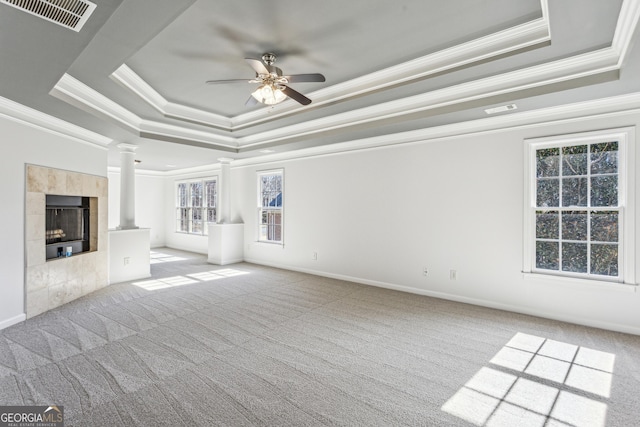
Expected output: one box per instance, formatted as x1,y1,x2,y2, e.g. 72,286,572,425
0,114,106,329
109,228,151,283
236,111,640,335
108,169,166,248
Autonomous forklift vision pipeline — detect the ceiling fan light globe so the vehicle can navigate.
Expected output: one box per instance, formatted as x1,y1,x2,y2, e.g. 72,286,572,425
251,84,287,105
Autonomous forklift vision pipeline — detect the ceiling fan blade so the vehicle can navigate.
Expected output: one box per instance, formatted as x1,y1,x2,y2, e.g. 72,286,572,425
245,95,259,106
281,86,312,105
245,58,269,75
284,73,325,83
206,79,253,84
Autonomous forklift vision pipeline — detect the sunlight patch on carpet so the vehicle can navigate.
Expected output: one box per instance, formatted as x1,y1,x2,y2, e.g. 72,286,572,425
442,332,615,426
150,251,187,264
133,268,250,291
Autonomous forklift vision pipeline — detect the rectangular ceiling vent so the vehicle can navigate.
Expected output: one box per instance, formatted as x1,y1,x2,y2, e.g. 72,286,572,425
484,104,518,115
1,0,96,32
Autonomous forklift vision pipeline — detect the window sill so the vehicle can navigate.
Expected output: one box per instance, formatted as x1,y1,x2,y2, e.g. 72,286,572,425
522,272,637,293
254,240,284,248
175,231,207,236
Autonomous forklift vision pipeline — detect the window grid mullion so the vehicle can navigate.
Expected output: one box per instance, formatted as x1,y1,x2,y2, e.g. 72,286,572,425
558,149,563,272
586,142,593,274
533,139,621,280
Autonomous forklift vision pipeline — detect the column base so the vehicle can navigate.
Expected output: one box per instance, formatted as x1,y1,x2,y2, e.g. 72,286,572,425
208,223,244,265
116,225,139,230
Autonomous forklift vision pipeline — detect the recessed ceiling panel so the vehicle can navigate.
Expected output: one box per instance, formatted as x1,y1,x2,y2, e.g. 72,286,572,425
126,0,542,116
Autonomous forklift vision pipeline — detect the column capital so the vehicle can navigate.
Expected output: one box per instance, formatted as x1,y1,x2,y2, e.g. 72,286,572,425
117,143,138,153
218,157,234,164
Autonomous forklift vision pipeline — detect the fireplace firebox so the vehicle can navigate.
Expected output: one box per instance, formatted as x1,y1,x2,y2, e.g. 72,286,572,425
45,195,90,260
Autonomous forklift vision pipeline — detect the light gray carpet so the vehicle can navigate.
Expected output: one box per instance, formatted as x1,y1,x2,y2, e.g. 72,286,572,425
1,248,639,426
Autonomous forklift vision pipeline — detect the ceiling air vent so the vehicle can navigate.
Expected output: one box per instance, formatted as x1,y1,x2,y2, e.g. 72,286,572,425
1,0,96,32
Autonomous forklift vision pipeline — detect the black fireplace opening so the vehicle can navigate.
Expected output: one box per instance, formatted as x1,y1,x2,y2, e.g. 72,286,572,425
46,195,90,260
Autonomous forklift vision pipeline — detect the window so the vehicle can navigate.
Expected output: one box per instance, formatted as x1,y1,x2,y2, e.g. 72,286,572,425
258,170,283,243
524,128,635,284
176,178,217,234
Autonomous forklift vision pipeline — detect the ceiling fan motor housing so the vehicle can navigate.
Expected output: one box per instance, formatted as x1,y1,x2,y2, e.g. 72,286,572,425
262,53,277,65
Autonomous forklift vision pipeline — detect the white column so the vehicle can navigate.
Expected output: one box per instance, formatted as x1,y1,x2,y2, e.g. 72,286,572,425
217,158,233,224
117,143,139,230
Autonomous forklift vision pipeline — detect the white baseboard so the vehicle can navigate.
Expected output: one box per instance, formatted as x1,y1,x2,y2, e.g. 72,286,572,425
109,273,151,285
0,313,26,330
208,257,244,266
244,258,640,337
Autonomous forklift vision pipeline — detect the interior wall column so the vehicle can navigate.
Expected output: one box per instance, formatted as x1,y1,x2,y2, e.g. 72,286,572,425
117,143,139,230
218,158,233,224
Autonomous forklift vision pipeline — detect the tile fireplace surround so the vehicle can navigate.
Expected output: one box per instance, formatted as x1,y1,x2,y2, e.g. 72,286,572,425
25,164,108,318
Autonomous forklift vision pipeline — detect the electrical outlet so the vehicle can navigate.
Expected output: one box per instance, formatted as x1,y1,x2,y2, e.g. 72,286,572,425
450,269,457,280
124,257,130,266
423,267,429,276
312,251,318,260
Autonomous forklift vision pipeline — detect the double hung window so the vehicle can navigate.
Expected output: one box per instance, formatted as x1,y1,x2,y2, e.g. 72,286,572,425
176,178,217,235
258,170,283,243
524,128,635,284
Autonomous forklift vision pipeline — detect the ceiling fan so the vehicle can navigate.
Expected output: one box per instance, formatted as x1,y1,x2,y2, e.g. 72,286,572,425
206,53,325,106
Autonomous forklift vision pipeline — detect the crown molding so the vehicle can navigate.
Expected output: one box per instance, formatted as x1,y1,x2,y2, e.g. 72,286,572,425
0,95,112,148
612,0,640,63
231,0,640,148
52,44,625,153
51,74,237,151
236,48,620,148
139,120,236,148
109,0,551,131
127,91,640,175
231,7,552,129
111,64,233,130
109,64,167,114
230,92,640,168
50,0,639,154
51,73,141,133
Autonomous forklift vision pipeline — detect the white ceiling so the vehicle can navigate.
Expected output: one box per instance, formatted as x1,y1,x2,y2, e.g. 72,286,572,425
1,0,639,171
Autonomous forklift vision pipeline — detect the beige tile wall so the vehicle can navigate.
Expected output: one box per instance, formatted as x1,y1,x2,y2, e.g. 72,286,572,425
25,165,108,318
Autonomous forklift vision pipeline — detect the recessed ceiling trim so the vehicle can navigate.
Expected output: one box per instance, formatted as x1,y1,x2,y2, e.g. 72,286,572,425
0,95,111,147
231,7,552,129
111,64,232,130
236,49,620,148
110,64,168,114
51,0,639,152
612,0,640,64
51,73,142,133
0,0,96,32
158,92,640,176
51,74,238,150
54,47,623,152
230,92,640,170
139,120,236,148
111,3,551,131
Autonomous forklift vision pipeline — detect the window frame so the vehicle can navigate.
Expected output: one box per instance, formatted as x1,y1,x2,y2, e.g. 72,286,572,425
257,169,284,245
175,177,218,235
523,127,636,286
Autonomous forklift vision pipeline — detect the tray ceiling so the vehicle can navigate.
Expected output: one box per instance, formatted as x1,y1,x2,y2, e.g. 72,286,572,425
1,0,639,171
